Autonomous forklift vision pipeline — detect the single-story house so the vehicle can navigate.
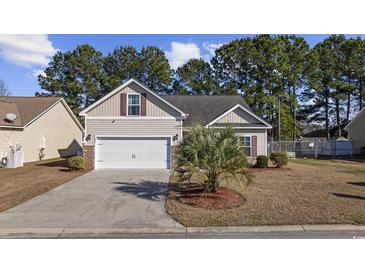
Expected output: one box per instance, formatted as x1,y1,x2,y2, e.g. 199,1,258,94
0,97,83,163
301,129,329,143
345,108,365,154
79,79,272,170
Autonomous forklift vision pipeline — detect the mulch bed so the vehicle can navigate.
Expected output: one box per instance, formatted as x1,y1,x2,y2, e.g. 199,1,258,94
172,184,245,210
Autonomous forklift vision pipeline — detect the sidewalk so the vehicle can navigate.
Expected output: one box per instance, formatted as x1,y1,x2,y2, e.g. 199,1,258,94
1,225,365,238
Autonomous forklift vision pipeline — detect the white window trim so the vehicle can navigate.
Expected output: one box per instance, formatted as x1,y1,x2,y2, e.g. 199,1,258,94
240,135,252,157
127,93,141,116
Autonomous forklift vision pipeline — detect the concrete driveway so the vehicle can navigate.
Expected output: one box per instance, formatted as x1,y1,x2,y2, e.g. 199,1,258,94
0,169,182,229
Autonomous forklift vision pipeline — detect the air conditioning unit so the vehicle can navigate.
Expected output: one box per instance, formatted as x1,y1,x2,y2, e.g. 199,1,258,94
7,144,24,168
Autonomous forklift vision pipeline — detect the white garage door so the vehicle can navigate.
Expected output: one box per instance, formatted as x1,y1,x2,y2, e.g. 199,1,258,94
95,137,171,169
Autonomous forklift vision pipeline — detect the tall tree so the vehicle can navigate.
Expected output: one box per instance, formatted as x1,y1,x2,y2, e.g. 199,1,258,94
38,44,105,113
102,46,141,92
103,46,171,94
139,46,171,93
346,37,365,112
212,35,309,140
172,58,221,95
0,78,10,96
303,35,355,138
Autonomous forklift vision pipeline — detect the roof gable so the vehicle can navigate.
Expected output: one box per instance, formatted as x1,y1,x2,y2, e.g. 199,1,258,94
345,108,365,130
79,79,187,116
0,97,83,130
0,96,60,127
207,104,272,128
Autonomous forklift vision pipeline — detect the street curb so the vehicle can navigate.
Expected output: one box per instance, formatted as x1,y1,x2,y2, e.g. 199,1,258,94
1,225,365,238
187,225,304,234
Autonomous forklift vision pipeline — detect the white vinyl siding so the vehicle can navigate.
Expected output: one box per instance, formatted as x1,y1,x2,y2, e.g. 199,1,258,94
0,102,83,163
347,111,365,154
235,128,267,156
86,82,180,117
214,107,265,125
86,118,181,145
217,110,246,123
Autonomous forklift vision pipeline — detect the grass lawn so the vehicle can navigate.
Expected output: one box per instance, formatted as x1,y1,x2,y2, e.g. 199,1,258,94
0,158,86,213
166,159,365,226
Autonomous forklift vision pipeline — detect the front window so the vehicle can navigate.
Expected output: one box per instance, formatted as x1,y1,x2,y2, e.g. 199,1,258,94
240,136,251,156
128,94,140,116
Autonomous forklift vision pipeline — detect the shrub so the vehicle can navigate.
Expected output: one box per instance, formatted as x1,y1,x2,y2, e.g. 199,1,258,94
174,125,252,192
270,152,288,168
255,155,268,168
68,156,85,170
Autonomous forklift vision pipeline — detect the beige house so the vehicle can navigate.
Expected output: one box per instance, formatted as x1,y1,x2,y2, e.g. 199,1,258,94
0,97,83,163
345,108,365,154
80,79,272,170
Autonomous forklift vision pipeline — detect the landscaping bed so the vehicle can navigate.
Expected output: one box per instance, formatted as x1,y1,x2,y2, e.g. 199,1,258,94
0,158,86,212
166,159,365,226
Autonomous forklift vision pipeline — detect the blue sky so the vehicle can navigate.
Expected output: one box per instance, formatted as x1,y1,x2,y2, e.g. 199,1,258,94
1,34,365,96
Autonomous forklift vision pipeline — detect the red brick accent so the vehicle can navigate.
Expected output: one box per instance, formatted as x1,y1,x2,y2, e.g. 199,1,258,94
83,145,95,171
171,145,178,170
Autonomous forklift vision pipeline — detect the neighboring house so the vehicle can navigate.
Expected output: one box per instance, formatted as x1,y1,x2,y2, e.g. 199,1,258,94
79,79,272,170
301,129,328,143
0,97,83,163
345,108,365,154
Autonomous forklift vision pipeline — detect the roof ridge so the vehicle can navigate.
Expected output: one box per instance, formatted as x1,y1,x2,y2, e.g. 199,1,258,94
161,94,243,97
0,96,61,99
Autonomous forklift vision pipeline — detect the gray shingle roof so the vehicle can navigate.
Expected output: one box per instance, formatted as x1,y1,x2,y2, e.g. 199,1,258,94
161,95,253,126
0,96,61,127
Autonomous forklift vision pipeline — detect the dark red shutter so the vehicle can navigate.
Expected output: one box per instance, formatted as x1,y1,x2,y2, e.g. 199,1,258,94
252,136,257,157
141,93,147,116
120,93,126,116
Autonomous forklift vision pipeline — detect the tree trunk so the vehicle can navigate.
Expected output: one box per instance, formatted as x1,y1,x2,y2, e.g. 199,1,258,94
204,174,219,192
346,91,351,124
335,99,341,137
360,80,363,111
325,88,330,140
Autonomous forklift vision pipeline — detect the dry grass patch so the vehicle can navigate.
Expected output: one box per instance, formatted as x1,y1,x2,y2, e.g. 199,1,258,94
166,159,365,226
0,158,86,212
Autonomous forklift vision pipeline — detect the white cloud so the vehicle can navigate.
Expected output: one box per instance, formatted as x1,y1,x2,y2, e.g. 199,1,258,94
202,42,224,60
166,42,201,69
0,34,57,68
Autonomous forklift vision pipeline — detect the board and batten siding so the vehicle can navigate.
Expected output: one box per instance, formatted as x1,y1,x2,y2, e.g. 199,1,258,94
87,82,180,117
215,108,263,124
216,110,247,123
86,118,182,145
347,111,365,154
0,102,83,163
235,128,267,156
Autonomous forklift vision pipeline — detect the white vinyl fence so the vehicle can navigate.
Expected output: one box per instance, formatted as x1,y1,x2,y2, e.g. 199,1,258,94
268,139,353,158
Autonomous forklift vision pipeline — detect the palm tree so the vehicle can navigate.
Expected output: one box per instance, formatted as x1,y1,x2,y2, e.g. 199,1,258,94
174,125,252,192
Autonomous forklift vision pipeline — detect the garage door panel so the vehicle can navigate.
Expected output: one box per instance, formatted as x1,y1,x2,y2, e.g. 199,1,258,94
95,137,170,169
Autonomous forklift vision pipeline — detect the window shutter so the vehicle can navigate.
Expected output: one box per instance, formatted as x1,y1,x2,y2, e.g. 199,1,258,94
120,93,126,116
252,136,257,157
141,93,147,116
